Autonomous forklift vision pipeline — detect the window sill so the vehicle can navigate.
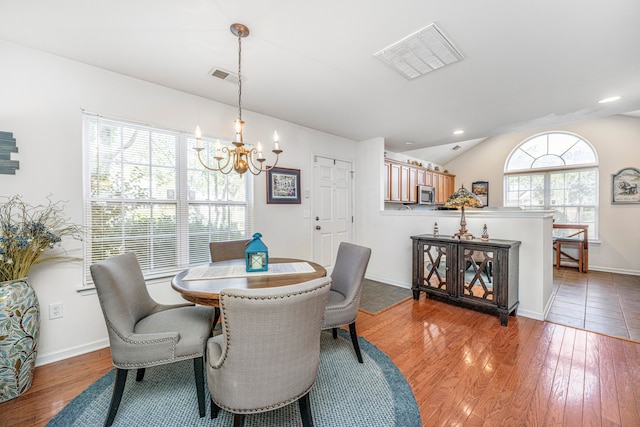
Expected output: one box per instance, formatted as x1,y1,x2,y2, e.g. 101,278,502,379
76,269,182,296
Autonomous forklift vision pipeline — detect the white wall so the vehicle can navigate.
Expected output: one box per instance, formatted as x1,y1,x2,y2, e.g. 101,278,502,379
445,115,640,275
0,41,356,365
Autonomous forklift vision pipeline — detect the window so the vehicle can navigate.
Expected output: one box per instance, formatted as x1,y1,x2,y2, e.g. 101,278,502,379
82,113,252,283
504,132,598,239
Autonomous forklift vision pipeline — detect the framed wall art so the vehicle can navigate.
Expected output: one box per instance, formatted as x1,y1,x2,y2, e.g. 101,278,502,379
611,167,640,204
471,181,489,207
267,167,301,204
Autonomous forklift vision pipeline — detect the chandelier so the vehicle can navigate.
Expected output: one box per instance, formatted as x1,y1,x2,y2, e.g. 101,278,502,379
194,23,282,175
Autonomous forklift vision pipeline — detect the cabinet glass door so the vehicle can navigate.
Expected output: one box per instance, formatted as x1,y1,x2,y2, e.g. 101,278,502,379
461,248,494,301
423,243,448,290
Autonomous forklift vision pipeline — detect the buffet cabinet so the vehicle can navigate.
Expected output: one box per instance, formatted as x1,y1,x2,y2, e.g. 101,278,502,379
410,234,521,326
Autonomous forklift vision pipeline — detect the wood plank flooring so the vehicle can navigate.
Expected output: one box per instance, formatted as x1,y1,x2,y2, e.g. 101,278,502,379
2,273,639,426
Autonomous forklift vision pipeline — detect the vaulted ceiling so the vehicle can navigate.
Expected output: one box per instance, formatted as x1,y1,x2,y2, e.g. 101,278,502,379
2,1,639,163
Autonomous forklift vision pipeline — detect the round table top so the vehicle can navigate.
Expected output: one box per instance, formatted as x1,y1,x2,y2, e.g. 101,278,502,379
171,257,327,306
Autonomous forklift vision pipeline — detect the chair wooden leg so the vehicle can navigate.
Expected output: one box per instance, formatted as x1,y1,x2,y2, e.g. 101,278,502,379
135,368,145,382
210,398,219,419
233,413,245,427
348,322,363,363
194,356,205,417
298,392,314,427
332,327,337,339
104,368,128,427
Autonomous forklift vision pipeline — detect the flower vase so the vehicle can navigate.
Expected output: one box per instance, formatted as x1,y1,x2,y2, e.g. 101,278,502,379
0,278,40,402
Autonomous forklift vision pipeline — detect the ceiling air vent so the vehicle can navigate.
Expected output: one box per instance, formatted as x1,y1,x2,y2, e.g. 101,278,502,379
208,67,240,84
374,23,464,80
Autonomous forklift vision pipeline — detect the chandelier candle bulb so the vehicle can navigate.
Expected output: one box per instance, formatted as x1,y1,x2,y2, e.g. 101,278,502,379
257,142,263,159
215,140,222,158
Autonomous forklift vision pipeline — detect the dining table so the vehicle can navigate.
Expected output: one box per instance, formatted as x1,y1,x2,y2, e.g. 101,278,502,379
171,257,327,307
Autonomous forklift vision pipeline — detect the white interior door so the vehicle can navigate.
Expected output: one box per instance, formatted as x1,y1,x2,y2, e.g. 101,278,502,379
312,156,353,271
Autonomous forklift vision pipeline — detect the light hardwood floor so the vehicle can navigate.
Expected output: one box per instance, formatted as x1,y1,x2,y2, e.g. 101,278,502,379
2,274,639,426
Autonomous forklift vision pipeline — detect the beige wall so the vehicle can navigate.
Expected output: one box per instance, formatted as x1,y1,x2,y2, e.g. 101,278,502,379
445,115,640,275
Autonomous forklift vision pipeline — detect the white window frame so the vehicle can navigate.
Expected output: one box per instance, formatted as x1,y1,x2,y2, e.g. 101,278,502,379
82,113,253,285
504,131,599,239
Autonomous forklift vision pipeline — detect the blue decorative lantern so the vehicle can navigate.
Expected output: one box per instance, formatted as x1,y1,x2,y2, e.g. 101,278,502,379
245,232,269,272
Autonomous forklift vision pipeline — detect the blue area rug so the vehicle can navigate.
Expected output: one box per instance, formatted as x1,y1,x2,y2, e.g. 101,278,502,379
47,330,420,426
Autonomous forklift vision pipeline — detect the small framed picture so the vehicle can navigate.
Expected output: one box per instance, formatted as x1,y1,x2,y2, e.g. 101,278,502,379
611,167,640,204
471,181,489,207
267,167,301,204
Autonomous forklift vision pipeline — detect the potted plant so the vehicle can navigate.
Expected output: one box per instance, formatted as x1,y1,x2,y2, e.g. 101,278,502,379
0,195,82,402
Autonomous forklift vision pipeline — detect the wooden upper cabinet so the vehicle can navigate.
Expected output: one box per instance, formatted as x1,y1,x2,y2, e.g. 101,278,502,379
384,162,390,201
384,159,455,204
400,165,411,202
423,170,433,187
390,162,401,201
442,174,455,201
408,167,418,203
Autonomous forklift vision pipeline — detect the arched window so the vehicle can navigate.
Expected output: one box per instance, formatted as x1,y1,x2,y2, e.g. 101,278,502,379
504,132,598,239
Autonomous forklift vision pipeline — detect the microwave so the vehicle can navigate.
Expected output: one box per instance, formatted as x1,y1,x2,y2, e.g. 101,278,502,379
417,185,436,205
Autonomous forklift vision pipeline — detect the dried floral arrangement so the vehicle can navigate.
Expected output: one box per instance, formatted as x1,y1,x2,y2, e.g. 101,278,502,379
0,195,83,282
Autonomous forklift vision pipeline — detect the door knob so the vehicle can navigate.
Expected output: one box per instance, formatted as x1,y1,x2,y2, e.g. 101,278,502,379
315,226,321,230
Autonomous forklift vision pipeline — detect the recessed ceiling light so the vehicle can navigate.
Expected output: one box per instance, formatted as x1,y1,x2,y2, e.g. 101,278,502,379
453,129,464,135
598,96,621,104
405,141,415,145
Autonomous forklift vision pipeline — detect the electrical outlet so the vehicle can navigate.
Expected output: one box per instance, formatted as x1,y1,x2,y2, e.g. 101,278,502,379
49,302,63,320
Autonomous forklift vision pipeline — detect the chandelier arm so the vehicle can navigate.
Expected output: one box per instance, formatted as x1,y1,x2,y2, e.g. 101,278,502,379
245,147,265,175
264,152,280,171
196,146,233,174
217,146,234,173
255,154,281,173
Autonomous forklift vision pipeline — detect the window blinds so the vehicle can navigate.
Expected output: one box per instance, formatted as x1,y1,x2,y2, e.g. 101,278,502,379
82,113,253,284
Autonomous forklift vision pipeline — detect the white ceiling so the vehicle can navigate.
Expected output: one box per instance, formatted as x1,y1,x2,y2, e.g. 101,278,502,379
2,0,640,164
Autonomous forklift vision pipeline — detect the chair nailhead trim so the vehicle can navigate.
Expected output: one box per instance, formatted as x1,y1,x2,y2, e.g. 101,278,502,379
214,386,313,414
211,281,330,369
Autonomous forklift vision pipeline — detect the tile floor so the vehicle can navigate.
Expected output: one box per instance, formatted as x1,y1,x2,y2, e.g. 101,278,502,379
548,268,640,342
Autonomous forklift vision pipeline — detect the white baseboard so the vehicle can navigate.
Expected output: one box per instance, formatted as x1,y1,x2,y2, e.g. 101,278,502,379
589,266,640,276
35,338,110,367
516,308,545,321
365,275,411,289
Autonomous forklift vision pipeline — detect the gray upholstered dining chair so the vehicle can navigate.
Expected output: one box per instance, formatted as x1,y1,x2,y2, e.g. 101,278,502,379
90,252,216,427
209,239,250,262
206,276,332,427
322,242,371,363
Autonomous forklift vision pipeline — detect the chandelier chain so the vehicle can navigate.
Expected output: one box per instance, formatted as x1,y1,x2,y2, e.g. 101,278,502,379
237,30,243,121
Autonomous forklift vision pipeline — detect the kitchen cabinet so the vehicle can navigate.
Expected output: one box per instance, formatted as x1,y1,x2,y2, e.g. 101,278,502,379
389,162,411,202
384,162,390,201
384,159,454,204
408,168,418,203
410,234,520,325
